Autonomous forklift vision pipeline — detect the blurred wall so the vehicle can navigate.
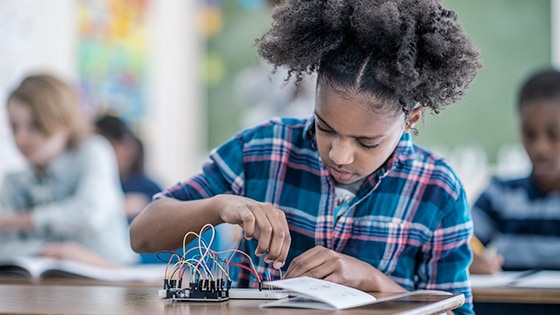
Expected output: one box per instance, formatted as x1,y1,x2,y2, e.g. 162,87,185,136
1,1,560,191
554,0,560,67
0,0,76,182
0,0,203,189
144,0,205,187
416,0,552,163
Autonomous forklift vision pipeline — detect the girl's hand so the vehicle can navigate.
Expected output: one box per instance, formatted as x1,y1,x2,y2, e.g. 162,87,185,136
212,195,291,270
285,245,405,293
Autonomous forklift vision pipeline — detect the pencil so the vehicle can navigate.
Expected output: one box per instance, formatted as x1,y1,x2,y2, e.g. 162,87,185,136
469,236,485,255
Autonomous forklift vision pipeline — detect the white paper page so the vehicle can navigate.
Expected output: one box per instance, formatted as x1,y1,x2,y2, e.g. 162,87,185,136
261,296,339,310
469,271,527,288
263,276,377,309
0,257,166,283
49,259,166,282
1,257,58,280
512,270,560,288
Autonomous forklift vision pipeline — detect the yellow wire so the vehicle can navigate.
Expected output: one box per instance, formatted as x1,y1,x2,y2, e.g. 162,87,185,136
164,224,264,286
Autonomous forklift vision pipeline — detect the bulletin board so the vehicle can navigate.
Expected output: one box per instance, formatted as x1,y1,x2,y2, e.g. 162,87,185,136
77,0,149,124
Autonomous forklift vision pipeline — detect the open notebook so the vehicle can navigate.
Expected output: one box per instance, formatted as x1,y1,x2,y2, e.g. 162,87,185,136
260,276,452,310
0,256,166,283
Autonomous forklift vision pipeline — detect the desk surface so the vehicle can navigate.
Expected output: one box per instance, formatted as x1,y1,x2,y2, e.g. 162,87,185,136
471,270,560,304
473,286,560,304
0,282,464,315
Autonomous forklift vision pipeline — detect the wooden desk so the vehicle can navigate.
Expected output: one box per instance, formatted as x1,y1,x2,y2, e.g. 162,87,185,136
472,287,560,315
471,273,560,315
0,282,464,315
471,270,560,304
473,286,560,304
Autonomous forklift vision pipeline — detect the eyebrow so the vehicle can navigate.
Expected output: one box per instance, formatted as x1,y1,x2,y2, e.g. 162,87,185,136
314,111,385,141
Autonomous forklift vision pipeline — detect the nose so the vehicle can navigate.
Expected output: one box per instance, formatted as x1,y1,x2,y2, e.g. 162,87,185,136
528,135,550,157
328,137,354,167
13,127,30,149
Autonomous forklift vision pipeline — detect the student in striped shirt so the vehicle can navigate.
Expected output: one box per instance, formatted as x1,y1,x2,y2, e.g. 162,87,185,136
471,68,560,273
131,1,481,313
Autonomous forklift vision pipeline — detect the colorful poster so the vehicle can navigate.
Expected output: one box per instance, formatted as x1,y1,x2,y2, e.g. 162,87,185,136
78,0,148,122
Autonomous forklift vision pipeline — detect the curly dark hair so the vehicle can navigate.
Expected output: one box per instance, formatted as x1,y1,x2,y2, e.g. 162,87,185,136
256,0,482,117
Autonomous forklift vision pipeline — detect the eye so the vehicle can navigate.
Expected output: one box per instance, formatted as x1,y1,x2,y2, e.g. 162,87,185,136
522,129,536,142
9,122,18,133
547,129,560,141
30,122,41,133
316,122,334,134
358,142,379,150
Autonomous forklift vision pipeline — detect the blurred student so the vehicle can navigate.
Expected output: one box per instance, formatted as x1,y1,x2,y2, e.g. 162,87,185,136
95,114,166,265
471,68,560,273
0,74,138,267
95,114,162,221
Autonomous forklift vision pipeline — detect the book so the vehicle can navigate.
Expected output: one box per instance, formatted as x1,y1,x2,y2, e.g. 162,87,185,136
0,256,166,283
260,276,453,310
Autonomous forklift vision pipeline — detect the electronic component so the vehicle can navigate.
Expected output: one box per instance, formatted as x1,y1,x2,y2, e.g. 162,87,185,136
158,224,283,303
160,278,232,302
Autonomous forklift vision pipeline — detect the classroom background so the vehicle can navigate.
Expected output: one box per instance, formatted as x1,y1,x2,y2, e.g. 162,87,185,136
0,0,559,204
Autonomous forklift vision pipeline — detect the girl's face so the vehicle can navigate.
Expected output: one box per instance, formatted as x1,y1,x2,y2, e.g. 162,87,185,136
520,100,560,184
315,84,419,184
7,98,70,169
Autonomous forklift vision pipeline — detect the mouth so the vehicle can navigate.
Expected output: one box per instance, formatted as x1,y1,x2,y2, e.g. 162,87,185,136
532,160,551,173
18,148,33,159
328,167,354,182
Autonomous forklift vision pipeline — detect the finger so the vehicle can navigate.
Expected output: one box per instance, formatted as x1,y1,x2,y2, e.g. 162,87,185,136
40,246,62,258
285,246,327,278
217,195,259,237
323,270,343,284
274,225,291,269
247,204,273,256
289,257,332,279
263,209,290,266
239,208,257,240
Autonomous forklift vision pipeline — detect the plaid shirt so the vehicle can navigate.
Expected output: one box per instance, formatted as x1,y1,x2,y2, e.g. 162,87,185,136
157,116,474,314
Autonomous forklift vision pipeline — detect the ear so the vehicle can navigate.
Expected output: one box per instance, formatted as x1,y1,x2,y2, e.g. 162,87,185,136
403,106,423,132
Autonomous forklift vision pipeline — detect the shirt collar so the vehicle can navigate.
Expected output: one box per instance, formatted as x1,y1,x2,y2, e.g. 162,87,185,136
393,132,417,166
303,115,317,149
32,147,72,181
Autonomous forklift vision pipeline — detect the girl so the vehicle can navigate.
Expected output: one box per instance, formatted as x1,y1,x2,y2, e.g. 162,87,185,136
131,1,481,313
0,74,137,267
